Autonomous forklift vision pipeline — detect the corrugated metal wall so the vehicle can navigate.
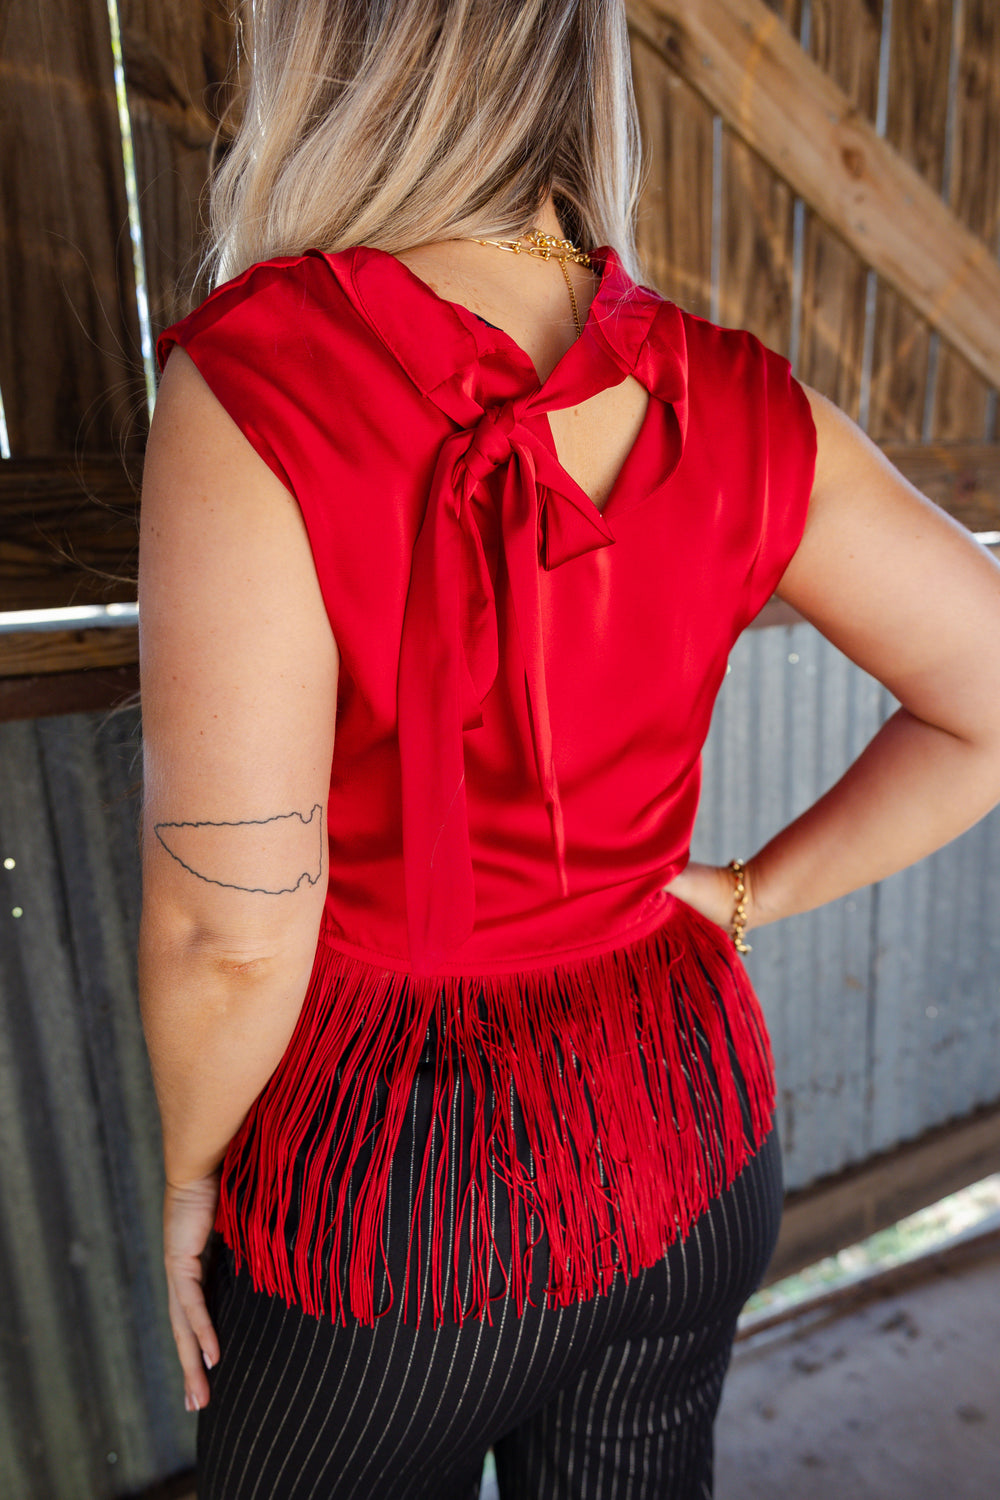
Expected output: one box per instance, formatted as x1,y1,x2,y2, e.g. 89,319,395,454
692,620,1000,1189
0,705,193,1497
2,625,999,1495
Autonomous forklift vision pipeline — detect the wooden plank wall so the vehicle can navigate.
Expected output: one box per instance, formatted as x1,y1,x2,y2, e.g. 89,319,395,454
931,0,1000,441
798,0,883,421
631,27,716,317
116,1,237,331
630,0,1000,445
0,0,998,671
869,0,953,440
0,0,232,659
0,0,233,464
718,0,800,354
0,0,147,458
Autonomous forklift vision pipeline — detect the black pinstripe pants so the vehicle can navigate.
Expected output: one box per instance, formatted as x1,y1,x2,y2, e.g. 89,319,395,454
196,1114,781,1499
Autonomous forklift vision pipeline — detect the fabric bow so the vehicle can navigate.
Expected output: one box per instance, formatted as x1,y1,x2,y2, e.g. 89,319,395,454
397,391,616,973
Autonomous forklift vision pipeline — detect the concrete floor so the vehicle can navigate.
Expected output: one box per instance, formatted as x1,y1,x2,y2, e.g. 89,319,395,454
715,1230,1000,1499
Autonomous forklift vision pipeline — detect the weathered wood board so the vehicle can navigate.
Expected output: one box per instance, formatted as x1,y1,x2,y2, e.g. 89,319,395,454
627,0,1000,393
797,0,884,422
0,0,148,456
0,457,138,612
717,0,800,356
931,0,1000,441
631,33,716,317
868,0,954,441
117,1,237,331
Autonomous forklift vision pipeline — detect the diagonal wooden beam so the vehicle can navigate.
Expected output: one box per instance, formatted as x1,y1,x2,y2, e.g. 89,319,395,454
627,0,1000,390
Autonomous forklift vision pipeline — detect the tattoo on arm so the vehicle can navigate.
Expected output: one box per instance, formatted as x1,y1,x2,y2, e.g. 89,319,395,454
154,805,325,894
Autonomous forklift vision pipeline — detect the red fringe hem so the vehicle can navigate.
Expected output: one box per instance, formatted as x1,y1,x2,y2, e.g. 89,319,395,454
214,904,775,1328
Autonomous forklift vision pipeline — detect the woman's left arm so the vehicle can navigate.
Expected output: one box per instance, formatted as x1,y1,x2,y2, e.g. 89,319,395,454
668,384,1000,931
138,346,338,1409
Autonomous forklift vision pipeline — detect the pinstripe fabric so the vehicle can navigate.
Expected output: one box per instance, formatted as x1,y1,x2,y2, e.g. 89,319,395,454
197,1091,781,1498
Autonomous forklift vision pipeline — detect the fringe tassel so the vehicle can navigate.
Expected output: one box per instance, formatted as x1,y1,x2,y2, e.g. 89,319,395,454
214,906,776,1328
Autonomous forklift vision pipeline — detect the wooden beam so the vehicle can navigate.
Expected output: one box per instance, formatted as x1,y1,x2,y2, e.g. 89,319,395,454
0,627,138,679
4,440,998,625
882,442,1000,536
749,439,1000,628
765,1099,1000,1285
0,665,139,723
3,440,999,696
626,0,1000,391
0,455,138,612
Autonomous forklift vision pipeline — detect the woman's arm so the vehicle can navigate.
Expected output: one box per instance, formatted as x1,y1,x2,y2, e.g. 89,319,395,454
667,385,1000,931
138,345,338,1408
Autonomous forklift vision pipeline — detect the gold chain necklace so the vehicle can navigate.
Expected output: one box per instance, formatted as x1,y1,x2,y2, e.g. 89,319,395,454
465,226,594,338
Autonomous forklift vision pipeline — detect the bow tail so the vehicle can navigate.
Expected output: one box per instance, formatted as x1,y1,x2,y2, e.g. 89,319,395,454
398,459,498,973
501,460,570,899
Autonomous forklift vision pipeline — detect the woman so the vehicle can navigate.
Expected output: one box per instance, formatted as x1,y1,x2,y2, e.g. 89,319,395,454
138,2,1000,1496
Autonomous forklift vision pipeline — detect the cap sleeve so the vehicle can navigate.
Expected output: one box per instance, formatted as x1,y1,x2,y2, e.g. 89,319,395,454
741,339,817,624
155,254,334,501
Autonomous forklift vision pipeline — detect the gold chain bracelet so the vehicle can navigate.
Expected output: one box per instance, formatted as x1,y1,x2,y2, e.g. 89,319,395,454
726,858,752,954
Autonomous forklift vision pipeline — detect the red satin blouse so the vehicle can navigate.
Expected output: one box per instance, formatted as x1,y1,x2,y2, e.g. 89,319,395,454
157,243,815,976
155,243,817,1327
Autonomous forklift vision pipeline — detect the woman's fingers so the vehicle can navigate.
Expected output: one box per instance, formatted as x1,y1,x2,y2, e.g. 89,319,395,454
166,1256,216,1409
163,1171,222,1411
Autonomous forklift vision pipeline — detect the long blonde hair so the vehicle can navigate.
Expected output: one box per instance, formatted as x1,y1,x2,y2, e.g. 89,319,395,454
202,0,648,292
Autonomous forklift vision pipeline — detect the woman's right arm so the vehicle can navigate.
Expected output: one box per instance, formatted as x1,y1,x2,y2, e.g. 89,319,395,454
138,345,338,1410
744,386,1000,928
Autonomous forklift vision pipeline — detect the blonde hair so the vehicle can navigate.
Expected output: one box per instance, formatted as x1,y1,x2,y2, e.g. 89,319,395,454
202,0,648,293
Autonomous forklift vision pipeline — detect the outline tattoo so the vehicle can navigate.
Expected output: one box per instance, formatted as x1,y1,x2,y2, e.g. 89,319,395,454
154,805,325,894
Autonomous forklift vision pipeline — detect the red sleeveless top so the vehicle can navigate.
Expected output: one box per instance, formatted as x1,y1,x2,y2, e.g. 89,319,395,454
156,243,816,1327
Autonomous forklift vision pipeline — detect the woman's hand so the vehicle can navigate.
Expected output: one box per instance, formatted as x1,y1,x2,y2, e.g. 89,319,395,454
163,1169,222,1413
664,860,756,939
